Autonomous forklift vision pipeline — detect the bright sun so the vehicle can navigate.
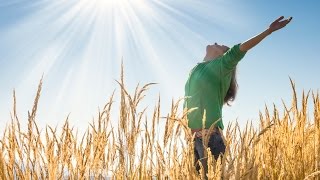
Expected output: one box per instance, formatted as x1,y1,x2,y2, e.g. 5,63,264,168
82,0,146,8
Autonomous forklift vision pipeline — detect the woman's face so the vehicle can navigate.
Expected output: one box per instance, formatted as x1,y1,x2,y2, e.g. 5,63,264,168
206,43,229,57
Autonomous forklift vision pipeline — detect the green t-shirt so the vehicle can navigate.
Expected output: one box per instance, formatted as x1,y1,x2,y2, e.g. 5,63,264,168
184,44,246,130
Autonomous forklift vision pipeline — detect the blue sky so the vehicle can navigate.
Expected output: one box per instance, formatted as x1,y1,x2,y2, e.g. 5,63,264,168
0,0,319,133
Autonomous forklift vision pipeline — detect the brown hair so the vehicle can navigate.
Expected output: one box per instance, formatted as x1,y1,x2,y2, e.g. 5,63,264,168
224,67,238,106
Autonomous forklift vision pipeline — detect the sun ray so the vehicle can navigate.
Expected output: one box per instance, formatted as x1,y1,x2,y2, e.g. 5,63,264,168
0,0,251,134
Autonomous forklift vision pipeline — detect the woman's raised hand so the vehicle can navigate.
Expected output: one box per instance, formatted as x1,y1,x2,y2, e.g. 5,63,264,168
268,16,292,33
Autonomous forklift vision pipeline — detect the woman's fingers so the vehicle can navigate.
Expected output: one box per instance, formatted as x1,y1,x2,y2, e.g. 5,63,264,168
282,17,292,26
269,16,292,32
275,16,285,22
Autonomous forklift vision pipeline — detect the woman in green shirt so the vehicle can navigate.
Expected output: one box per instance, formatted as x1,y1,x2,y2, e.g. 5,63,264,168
184,16,292,175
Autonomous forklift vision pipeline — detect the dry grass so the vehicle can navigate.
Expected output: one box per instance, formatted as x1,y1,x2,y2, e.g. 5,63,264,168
0,65,320,179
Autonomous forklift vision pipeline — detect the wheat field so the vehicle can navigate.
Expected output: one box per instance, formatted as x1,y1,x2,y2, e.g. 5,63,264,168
0,66,320,179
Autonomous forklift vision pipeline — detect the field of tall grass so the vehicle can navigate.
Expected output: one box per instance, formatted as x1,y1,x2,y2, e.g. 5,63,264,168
0,66,320,179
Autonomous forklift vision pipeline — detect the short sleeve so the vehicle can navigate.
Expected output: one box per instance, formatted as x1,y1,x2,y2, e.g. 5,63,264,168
221,44,246,72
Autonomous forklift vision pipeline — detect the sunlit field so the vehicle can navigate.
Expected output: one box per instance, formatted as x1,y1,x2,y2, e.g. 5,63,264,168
0,65,320,180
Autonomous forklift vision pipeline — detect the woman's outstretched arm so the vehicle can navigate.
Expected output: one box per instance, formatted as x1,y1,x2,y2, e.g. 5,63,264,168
239,16,292,52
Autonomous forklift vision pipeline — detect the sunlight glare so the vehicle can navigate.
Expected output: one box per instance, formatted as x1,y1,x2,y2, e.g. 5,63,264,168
82,0,145,8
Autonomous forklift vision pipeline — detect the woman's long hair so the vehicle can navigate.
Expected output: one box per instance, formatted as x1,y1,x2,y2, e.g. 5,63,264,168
224,67,238,106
